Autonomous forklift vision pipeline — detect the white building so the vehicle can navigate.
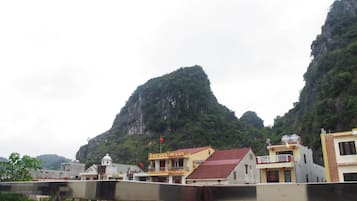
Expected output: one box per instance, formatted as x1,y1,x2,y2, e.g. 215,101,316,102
256,134,325,183
31,161,85,180
80,153,142,180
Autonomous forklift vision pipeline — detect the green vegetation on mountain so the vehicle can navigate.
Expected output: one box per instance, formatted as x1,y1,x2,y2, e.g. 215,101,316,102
240,111,264,129
77,66,272,167
273,0,357,162
36,154,71,170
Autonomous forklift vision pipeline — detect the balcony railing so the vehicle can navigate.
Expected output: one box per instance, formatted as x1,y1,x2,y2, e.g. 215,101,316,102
147,167,167,172
148,166,189,172
169,166,184,171
256,154,293,164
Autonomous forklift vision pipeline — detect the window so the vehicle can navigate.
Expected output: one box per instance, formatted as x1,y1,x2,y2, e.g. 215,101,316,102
159,160,165,170
343,173,357,181
179,159,184,167
266,170,279,183
304,154,307,164
233,171,237,180
173,176,182,184
284,170,291,182
245,164,248,174
277,151,293,155
339,141,356,155
306,174,309,183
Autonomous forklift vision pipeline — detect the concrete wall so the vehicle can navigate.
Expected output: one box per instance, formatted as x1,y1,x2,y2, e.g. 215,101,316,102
226,149,259,184
1,181,357,201
189,147,215,170
295,144,325,183
31,162,85,180
338,165,357,182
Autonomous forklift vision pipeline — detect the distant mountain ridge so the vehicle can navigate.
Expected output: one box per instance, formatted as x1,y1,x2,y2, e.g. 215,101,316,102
0,157,7,162
36,154,71,170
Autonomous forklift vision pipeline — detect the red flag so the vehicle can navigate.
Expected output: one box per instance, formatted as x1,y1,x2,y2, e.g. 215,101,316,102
160,136,164,143
138,161,144,169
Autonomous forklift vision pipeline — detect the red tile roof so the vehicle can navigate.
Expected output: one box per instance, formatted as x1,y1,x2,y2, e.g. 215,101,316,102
172,146,212,154
186,148,250,180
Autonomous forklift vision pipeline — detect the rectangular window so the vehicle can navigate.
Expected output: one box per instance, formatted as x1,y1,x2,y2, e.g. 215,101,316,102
160,160,166,171
339,141,357,155
277,151,293,155
233,171,237,180
179,159,184,167
284,170,291,182
173,176,182,184
266,170,279,183
245,164,248,174
343,173,357,181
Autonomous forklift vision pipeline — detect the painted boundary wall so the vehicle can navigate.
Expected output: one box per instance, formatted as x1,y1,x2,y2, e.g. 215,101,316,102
0,180,356,201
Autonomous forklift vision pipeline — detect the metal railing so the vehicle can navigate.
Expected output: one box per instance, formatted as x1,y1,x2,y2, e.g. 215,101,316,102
147,167,167,172
256,154,293,164
148,166,190,172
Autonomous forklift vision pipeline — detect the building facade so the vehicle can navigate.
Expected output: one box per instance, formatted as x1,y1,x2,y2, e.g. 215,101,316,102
147,146,214,184
256,134,325,183
321,128,357,182
186,148,259,185
31,162,85,180
80,154,142,181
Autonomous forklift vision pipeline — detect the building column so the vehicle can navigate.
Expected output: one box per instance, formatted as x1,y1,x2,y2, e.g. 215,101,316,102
155,161,160,171
168,176,173,184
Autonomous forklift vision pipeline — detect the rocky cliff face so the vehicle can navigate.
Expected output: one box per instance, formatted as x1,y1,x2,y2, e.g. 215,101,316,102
76,66,246,164
110,66,229,136
273,0,357,162
311,0,357,60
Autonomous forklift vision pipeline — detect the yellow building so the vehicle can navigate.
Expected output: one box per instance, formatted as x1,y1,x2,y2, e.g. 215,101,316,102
147,146,214,184
321,128,357,182
256,134,325,183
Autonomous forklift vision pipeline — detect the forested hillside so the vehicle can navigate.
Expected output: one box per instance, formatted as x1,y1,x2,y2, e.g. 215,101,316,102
36,154,71,170
273,0,357,162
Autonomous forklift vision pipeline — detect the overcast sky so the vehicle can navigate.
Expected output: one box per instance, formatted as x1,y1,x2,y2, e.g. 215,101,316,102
0,0,335,159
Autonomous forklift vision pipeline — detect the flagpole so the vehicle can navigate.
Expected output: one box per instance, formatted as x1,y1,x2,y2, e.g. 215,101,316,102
159,136,164,153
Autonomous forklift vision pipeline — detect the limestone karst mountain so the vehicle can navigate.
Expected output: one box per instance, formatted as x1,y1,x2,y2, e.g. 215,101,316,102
76,66,268,165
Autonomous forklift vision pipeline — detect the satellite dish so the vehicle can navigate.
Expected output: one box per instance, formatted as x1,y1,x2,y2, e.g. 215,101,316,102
290,134,300,143
281,135,289,143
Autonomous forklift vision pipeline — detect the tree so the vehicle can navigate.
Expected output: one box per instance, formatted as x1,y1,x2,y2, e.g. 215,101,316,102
0,152,40,182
